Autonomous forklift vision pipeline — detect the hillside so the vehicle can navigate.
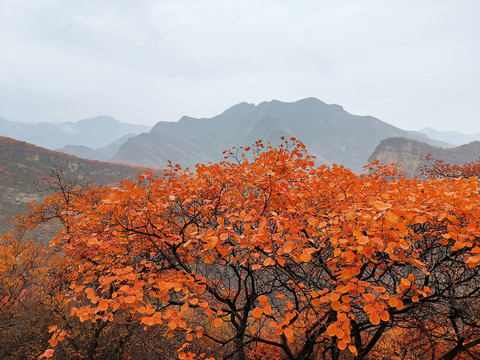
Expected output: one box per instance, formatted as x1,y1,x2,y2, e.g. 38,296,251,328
0,137,153,234
112,98,449,173
368,137,480,178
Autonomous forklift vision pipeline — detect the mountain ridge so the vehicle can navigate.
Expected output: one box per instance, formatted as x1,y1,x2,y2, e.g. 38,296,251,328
112,98,450,173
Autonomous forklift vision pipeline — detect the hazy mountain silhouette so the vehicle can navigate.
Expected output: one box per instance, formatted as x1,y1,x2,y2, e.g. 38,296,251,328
57,133,139,161
0,116,150,150
419,127,480,146
112,98,449,173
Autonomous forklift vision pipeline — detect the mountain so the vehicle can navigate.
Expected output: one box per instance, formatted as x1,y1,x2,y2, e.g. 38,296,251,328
0,137,153,234
368,137,480,178
419,127,480,146
112,98,450,173
0,116,150,150
56,133,139,161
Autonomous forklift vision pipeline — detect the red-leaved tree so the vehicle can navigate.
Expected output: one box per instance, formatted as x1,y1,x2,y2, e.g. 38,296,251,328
2,139,480,360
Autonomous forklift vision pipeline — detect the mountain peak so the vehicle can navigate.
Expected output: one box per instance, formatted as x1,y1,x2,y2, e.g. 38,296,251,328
219,102,256,117
113,97,448,173
66,115,119,127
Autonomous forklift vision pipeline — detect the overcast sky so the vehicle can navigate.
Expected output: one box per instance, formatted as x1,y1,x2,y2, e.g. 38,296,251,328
1,0,479,133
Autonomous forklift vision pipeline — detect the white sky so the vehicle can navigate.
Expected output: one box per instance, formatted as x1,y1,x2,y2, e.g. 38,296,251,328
1,0,479,133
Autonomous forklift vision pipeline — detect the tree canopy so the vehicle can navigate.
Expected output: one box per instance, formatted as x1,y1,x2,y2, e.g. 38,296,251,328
1,138,480,360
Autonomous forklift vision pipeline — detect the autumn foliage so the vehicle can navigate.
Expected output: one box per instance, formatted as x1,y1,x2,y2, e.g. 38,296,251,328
1,138,480,359
420,152,480,179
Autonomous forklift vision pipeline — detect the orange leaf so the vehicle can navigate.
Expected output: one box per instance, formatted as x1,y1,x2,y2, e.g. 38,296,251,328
258,295,268,304
358,236,369,245
184,297,196,305
372,201,391,211
284,327,294,339
363,293,376,302
343,251,355,262
300,252,312,263
49,338,58,347
327,324,337,337
263,305,272,315
48,326,58,333
204,254,215,264
380,311,390,322
330,292,341,302
85,288,95,299
369,312,381,325
263,258,275,266
349,345,358,355
388,298,398,307
124,295,137,304
331,301,342,311
252,307,263,318
42,349,55,358
414,215,427,224
98,300,108,312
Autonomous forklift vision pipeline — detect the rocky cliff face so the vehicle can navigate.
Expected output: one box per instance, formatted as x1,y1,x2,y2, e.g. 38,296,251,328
368,137,480,178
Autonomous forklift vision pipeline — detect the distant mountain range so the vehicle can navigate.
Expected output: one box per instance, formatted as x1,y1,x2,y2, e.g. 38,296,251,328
418,127,480,146
2,97,478,181
57,133,140,161
0,115,150,150
368,137,480,178
0,137,152,234
111,98,450,173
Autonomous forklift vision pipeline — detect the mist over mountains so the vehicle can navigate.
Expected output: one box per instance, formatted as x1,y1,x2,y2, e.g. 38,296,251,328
0,115,150,150
419,127,480,146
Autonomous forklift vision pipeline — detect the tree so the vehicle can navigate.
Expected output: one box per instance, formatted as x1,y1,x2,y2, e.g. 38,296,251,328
420,153,480,179
4,139,480,359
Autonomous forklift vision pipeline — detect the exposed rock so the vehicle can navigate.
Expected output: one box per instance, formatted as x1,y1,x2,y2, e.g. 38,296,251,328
368,137,480,178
